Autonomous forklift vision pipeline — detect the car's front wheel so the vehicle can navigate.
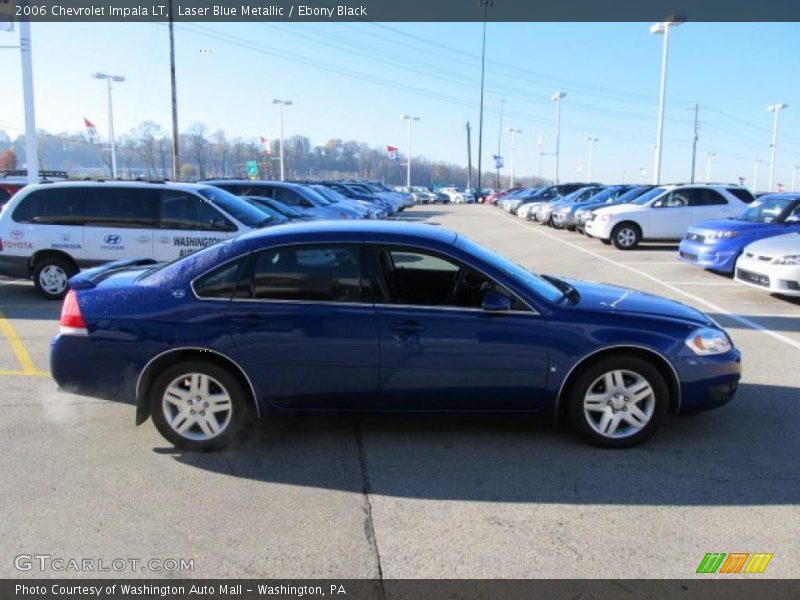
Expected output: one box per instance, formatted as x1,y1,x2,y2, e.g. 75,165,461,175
150,361,250,451
611,222,641,250
567,356,668,448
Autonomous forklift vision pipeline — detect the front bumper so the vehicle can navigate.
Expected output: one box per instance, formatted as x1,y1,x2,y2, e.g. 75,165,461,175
677,239,740,273
674,348,742,414
584,219,613,239
734,257,800,296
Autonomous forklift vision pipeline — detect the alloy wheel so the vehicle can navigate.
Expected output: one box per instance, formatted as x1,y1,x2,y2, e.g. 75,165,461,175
162,373,233,441
583,369,655,439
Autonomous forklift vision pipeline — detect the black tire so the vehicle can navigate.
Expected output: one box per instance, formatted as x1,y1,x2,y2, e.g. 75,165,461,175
32,256,77,300
600,238,611,245
149,360,251,451
611,222,642,250
567,355,669,448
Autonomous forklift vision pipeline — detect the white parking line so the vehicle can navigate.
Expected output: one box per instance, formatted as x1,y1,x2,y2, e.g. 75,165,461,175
663,281,740,286
504,215,800,352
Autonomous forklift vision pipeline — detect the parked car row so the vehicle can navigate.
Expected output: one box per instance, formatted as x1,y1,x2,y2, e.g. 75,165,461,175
490,180,800,299
0,178,416,299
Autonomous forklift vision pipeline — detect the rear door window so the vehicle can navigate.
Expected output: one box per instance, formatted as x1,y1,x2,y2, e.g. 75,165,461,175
84,188,158,228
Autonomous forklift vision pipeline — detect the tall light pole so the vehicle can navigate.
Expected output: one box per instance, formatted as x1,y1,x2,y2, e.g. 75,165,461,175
752,158,762,192
272,99,292,181
168,0,180,181
507,127,521,187
401,114,420,187
704,151,716,183
767,103,788,191
496,98,505,187
19,21,39,184
91,72,125,178
476,0,492,199
584,136,598,181
791,164,798,192
552,92,566,184
650,20,683,185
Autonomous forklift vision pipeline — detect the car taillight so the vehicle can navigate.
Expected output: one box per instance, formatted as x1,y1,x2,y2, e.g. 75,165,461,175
60,290,88,336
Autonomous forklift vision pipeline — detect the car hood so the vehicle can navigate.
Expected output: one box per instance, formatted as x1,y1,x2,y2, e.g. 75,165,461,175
743,232,800,255
592,203,642,216
564,278,712,326
689,219,778,234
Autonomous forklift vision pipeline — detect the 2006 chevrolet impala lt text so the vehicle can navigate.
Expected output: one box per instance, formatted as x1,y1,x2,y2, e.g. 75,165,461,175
50,221,741,450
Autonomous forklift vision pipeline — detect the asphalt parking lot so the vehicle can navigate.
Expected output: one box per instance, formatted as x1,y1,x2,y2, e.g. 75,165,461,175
1,203,799,579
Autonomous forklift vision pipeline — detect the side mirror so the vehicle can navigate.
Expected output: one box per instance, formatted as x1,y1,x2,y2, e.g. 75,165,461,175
481,290,512,312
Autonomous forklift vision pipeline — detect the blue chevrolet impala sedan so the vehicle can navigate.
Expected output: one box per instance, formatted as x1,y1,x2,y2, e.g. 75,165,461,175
50,221,741,450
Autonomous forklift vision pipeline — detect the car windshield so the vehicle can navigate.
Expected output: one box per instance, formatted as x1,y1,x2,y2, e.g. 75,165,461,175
197,186,274,228
455,236,564,304
630,186,667,205
737,196,798,223
245,199,290,222
611,186,650,204
298,186,332,206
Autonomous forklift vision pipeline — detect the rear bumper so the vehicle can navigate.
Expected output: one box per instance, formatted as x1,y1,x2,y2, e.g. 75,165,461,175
677,240,738,273
0,255,31,279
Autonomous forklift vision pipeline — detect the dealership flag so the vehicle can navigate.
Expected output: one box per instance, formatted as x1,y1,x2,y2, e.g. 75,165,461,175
83,117,99,144
386,145,399,161
260,136,272,155
493,154,504,169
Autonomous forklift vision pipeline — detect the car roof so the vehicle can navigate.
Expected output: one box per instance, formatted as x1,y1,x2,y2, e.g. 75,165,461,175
235,219,458,246
16,180,213,192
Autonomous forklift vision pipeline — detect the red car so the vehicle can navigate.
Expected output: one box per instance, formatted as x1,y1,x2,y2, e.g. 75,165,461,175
485,187,519,205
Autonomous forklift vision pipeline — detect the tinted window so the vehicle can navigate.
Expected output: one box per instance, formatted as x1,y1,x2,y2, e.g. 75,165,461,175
273,187,310,207
248,244,363,302
12,187,86,225
160,190,235,231
377,247,529,310
197,186,271,228
84,188,157,228
728,188,756,204
687,189,727,207
193,258,245,299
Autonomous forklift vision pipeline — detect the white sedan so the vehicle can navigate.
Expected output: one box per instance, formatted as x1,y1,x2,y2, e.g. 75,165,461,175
734,233,800,296
439,187,475,204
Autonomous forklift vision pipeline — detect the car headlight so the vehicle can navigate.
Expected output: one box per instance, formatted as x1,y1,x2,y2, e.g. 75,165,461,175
706,230,738,240
685,327,732,355
596,214,612,222
771,254,800,265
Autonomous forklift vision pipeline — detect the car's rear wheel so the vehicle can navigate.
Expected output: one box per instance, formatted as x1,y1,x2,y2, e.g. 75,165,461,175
611,222,641,250
567,356,668,448
150,361,250,451
33,256,77,300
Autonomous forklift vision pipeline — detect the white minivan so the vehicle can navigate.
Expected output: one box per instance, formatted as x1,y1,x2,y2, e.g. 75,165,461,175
0,181,270,299
584,184,754,249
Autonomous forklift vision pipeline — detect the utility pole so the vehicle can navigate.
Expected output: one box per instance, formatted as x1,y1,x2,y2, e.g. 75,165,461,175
476,0,491,199
689,103,700,183
496,98,505,188
466,121,473,190
507,128,521,187
169,0,180,181
752,159,762,192
767,103,788,191
791,164,798,192
552,92,566,184
584,136,598,181
19,21,39,184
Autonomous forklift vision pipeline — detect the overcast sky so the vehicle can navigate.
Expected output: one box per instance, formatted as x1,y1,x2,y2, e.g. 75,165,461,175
2,21,799,188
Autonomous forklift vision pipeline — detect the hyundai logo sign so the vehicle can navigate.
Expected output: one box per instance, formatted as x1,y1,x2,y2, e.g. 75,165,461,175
103,234,121,245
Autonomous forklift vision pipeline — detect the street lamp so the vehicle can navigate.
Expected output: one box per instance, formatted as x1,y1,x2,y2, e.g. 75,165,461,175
496,98,505,187
752,158,762,192
401,114,420,187
584,136,599,181
272,99,293,181
552,91,566,184
791,164,798,192
650,19,683,185
91,72,125,178
704,151,716,182
507,128,521,187
767,102,788,191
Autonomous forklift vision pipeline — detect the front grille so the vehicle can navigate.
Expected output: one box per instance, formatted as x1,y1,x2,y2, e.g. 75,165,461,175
686,232,705,243
680,251,698,262
781,280,800,291
737,268,770,287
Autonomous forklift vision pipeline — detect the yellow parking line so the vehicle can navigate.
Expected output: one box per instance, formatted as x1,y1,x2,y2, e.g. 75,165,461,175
0,370,50,377
0,309,41,375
